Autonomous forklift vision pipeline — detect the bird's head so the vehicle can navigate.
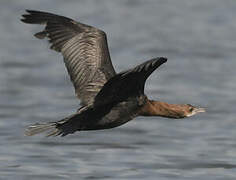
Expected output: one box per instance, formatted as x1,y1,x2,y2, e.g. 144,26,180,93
183,104,206,117
140,100,205,118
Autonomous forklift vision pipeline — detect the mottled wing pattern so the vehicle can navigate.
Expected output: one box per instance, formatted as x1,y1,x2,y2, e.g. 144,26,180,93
94,57,167,106
21,10,116,106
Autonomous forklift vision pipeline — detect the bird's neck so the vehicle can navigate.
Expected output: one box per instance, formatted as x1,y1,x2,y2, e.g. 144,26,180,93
139,99,187,118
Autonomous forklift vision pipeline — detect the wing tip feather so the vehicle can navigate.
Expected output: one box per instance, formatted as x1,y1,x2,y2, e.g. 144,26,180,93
154,57,167,64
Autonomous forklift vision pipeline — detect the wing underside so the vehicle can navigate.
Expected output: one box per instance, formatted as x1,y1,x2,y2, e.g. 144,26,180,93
21,10,116,106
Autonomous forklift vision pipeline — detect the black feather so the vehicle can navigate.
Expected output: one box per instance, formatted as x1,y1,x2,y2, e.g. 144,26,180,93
94,57,167,106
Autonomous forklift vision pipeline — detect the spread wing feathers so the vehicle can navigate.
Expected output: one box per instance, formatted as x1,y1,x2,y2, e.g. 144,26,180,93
21,10,116,106
94,57,167,106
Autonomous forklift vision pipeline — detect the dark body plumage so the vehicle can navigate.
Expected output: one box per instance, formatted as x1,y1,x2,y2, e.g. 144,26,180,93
21,10,204,137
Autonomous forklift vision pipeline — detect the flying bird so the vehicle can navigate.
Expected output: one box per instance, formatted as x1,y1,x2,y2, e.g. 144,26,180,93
21,10,205,137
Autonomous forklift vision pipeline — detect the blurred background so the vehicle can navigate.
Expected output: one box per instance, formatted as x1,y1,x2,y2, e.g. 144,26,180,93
0,0,236,179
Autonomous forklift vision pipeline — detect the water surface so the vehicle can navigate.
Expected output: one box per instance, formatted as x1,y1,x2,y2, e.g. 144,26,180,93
1,0,236,179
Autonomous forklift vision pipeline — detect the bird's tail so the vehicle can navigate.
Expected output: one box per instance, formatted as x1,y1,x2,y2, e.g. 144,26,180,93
25,107,91,137
24,120,65,137
24,112,83,137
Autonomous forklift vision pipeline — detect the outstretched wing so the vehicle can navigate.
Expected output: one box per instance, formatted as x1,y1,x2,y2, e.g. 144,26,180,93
24,57,167,137
21,10,116,106
94,57,167,106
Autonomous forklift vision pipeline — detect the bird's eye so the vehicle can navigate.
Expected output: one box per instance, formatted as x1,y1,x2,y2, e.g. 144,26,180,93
189,107,194,112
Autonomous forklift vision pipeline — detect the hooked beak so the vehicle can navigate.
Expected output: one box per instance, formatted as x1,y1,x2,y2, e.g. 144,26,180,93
186,107,206,117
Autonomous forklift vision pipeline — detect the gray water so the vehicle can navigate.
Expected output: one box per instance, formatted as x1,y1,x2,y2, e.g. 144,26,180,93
1,0,236,179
